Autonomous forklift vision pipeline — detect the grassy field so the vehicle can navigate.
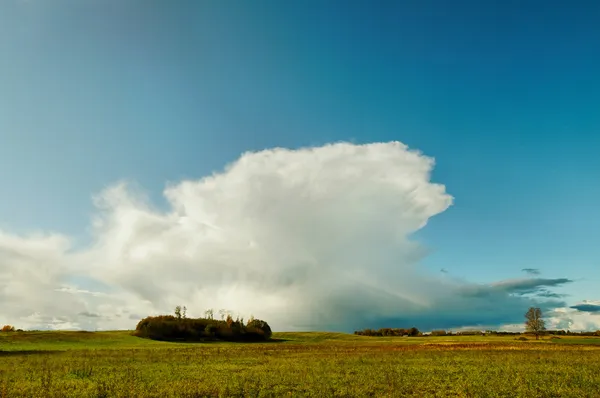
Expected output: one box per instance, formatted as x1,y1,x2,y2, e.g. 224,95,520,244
1,331,600,397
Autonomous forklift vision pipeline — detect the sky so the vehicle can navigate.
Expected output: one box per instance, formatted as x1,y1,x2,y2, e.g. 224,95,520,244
1,0,600,332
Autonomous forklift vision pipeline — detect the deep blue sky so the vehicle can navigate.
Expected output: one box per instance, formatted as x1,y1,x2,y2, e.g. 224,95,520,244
1,0,599,301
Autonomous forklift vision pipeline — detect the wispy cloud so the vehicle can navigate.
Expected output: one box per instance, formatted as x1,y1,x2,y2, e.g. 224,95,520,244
536,290,567,299
522,268,541,275
78,311,101,318
490,278,573,294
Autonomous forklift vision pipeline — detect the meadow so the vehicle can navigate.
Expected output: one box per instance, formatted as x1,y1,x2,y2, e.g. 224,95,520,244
1,331,600,397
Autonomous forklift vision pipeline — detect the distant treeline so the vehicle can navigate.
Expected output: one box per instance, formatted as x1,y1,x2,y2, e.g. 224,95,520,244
353,328,484,337
488,330,600,336
354,328,421,337
354,328,600,337
430,330,484,336
134,313,272,342
544,330,600,336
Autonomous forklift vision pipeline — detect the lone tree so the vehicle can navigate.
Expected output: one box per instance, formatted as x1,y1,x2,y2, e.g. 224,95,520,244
525,307,546,340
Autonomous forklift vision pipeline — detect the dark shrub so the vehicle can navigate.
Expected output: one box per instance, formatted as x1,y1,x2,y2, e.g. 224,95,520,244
246,319,272,340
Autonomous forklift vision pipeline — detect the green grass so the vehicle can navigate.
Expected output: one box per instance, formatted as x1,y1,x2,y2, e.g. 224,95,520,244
2,331,600,397
0,331,167,351
551,337,600,345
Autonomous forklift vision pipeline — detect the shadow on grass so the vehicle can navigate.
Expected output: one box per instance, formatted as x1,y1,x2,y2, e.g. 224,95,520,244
228,338,289,344
0,350,63,357
138,337,290,344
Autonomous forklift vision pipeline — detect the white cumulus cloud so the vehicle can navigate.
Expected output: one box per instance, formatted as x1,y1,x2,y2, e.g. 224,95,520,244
0,142,589,331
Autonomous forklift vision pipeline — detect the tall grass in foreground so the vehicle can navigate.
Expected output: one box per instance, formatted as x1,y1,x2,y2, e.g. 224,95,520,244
1,341,600,397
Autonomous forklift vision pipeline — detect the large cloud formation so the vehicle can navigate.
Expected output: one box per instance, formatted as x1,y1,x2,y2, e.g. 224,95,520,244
0,142,591,331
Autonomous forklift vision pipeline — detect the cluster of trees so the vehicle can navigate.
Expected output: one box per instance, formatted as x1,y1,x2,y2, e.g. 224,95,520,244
354,327,420,336
134,306,272,342
1,325,15,332
485,331,523,336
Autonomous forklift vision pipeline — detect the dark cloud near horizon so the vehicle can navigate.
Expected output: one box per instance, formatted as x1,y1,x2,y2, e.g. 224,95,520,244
291,276,570,332
522,268,541,275
336,296,567,332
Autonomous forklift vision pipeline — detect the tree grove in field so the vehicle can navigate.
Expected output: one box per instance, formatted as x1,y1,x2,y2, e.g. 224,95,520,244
134,308,272,342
